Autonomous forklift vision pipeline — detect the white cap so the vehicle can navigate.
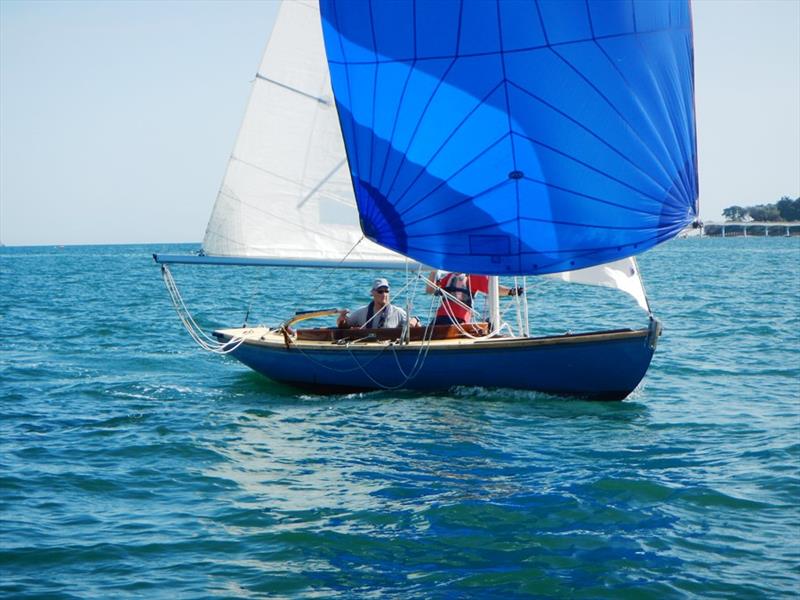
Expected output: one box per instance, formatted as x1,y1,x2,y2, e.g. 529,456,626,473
371,277,390,292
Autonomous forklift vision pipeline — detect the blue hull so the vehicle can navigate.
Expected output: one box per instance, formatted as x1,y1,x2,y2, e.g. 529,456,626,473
215,328,658,400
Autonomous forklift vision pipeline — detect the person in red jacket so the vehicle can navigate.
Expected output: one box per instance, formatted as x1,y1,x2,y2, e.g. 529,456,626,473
425,271,519,326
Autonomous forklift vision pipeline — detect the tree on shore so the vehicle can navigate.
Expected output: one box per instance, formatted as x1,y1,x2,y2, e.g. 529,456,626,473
722,206,746,222
777,196,800,221
722,196,800,222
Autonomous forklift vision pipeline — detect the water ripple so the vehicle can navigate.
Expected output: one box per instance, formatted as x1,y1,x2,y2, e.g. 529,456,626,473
1,240,798,597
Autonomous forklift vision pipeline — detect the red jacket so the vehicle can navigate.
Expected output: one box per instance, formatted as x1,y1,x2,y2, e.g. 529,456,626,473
435,273,489,323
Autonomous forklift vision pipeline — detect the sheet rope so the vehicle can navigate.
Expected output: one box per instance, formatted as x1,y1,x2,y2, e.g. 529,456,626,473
160,264,249,354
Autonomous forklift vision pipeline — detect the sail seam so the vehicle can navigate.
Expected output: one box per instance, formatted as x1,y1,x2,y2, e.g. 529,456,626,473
323,25,692,67
512,130,667,212
495,0,522,273
381,58,459,204
392,80,506,215
506,77,686,213
396,133,509,222
590,41,691,205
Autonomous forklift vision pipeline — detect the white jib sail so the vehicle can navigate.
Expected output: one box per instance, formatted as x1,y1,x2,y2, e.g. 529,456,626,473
202,0,409,268
546,257,650,313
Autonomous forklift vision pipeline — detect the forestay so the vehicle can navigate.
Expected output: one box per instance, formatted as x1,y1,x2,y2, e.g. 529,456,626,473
319,0,699,275
201,0,409,268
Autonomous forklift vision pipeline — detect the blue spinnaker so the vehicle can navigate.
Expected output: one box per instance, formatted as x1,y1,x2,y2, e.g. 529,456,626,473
320,0,698,275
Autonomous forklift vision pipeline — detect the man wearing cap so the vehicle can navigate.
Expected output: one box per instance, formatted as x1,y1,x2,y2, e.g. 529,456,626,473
337,278,418,329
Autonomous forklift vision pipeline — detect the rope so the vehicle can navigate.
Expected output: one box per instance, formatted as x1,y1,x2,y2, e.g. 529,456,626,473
285,274,441,389
344,302,440,390
305,236,366,307
161,265,249,354
161,261,530,388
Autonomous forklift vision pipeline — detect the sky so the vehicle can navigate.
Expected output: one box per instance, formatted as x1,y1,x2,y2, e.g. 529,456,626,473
0,0,798,247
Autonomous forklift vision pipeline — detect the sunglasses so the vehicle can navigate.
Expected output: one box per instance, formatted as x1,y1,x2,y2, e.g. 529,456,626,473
374,288,390,293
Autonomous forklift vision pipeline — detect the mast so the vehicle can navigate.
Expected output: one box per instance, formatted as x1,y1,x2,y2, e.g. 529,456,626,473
487,276,500,334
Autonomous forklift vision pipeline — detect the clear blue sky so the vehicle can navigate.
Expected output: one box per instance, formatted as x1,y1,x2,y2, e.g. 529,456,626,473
1,0,798,246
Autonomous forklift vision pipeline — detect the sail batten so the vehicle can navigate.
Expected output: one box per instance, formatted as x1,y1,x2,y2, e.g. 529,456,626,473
320,0,698,275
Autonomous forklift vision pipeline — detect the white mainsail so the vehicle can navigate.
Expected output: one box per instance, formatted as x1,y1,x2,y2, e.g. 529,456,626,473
202,0,408,267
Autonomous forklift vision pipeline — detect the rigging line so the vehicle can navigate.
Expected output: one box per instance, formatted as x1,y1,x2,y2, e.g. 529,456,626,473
383,295,441,382
255,73,331,105
161,265,248,354
286,323,434,384
345,309,442,390
296,159,348,209
389,309,439,382
285,282,436,383
162,266,217,345
306,236,367,304
345,346,407,390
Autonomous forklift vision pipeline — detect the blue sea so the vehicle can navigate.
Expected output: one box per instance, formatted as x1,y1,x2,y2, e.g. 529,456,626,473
1,238,798,598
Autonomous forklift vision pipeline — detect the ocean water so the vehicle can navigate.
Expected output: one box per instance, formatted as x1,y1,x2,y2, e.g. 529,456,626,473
1,238,798,598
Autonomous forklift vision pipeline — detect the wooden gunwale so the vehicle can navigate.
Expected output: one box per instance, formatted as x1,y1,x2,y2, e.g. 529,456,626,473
214,326,650,352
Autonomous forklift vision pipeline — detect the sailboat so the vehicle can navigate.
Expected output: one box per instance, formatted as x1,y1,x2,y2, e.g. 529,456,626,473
155,0,697,399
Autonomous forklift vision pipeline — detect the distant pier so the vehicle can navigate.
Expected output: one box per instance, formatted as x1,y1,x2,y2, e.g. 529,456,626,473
691,221,800,237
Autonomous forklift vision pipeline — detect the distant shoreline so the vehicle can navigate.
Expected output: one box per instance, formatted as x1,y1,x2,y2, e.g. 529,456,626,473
700,222,800,237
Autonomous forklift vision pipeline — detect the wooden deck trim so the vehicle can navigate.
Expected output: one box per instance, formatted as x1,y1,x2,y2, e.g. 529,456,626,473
214,326,650,352
295,323,489,342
